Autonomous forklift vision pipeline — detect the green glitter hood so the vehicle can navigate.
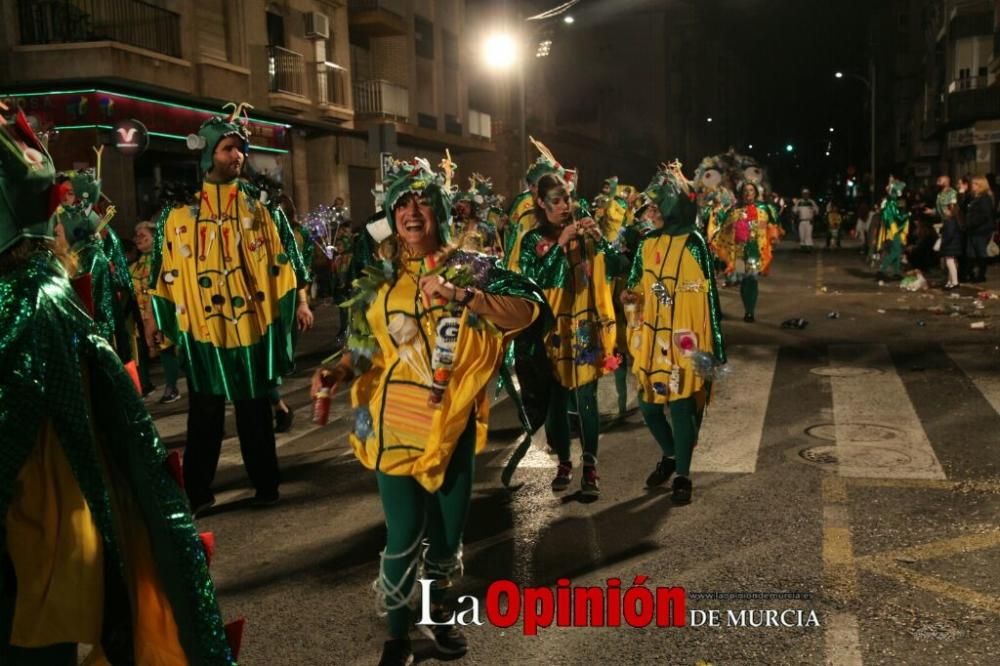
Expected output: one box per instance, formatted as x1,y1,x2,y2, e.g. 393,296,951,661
186,103,252,176
0,108,58,254
641,164,697,229
373,157,452,244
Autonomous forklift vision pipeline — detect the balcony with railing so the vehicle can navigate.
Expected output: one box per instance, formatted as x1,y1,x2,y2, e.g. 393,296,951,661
353,79,409,121
10,0,192,93
347,0,407,37
266,45,309,114
17,0,181,57
947,75,1000,126
317,62,352,122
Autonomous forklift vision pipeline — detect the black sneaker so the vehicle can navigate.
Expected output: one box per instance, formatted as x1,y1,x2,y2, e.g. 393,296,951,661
551,462,572,491
645,457,676,488
252,489,280,507
142,384,156,398
671,476,692,505
274,405,294,433
159,387,181,404
581,465,600,497
743,313,755,323
427,607,469,656
378,638,413,666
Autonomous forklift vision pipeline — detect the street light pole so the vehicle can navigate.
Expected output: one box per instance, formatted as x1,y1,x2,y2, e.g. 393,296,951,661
835,67,877,204
870,60,877,205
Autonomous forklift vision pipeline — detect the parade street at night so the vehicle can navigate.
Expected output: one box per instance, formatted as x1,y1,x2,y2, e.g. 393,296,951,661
141,243,1000,665
4,0,1000,665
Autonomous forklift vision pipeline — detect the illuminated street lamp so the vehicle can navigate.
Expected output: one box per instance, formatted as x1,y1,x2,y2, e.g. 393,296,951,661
482,30,529,182
785,144,794,153
482,32,518,71
563,15,575,24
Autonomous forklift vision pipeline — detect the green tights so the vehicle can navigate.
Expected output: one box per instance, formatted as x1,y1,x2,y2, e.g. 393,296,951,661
637,394,699,476
375,415,477,639
545,381,600,464
740,275,759,317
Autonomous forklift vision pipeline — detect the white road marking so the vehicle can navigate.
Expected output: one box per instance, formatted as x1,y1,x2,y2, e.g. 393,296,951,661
828,345,945,480
825,612,864,666
944,345,1000,416
692,345,779,473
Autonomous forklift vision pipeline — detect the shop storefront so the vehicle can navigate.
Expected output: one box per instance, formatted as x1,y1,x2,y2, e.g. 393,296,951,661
947,120,1000,178
0,88,292,228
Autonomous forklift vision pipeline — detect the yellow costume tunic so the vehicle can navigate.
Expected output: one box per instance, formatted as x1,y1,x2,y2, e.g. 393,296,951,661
626,231,724,405
519,233,626,388
151,181,303,399
349,258,533,492
714,202,778,276
504,193,538,271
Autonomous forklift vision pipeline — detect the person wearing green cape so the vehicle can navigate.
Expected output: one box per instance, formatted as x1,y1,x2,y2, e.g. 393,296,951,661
0,104,239,664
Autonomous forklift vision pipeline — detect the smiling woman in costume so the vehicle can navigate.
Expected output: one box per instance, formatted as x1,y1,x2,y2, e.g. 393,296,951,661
311,158,544,666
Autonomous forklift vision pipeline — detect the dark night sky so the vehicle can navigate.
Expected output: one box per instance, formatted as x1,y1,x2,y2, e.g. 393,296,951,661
516,0,878,192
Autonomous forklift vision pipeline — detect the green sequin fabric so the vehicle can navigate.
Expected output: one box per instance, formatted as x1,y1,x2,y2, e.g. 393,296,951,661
0,251,235,663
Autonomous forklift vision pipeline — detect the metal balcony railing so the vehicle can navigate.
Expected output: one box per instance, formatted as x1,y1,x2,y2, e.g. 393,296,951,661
948,75,991,93
353,79,409,121
17,0,181,58
267,46,306,96
317,62,348,107
348,0,405,16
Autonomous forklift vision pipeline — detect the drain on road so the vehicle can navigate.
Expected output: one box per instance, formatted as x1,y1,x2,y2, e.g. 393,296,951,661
796,444,916,470
809,367,884,378
805,422,904,442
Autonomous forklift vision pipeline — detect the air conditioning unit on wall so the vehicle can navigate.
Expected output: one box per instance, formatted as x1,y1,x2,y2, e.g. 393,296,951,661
306,12,330,39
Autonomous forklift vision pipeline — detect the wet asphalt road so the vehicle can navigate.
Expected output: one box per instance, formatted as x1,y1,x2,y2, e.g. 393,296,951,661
145,240,1000,665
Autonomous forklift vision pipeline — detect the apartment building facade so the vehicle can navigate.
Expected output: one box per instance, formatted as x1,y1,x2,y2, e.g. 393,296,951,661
0,0,494,230
903,0,1000,183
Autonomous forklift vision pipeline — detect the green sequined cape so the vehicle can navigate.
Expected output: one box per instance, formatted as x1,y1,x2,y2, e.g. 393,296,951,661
0,252,234,663
76,238,134,362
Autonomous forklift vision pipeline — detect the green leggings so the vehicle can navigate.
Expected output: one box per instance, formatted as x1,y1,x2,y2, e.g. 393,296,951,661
376,415,477,639
880,236,903,276
637,394,700,476
614,358,629,415
740,275,759,317
138,344,180,392
546,381,600,464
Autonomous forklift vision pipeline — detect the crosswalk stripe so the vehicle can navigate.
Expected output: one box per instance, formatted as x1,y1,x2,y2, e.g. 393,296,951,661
692,345,779,473
827,345,945,480
943,345,1000,416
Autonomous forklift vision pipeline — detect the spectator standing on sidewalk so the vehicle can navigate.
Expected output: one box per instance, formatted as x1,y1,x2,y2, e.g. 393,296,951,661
792,188,819,251
939,202,963,289
965,176,997,283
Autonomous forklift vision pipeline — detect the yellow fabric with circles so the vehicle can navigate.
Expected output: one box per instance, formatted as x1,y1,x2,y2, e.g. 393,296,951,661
350,259,534,493
154,181,297,348
626,233,711,405
542,246,618,389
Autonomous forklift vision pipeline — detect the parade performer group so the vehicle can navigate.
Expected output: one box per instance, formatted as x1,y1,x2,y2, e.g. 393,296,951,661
0,103,240,662
2,88,739,662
